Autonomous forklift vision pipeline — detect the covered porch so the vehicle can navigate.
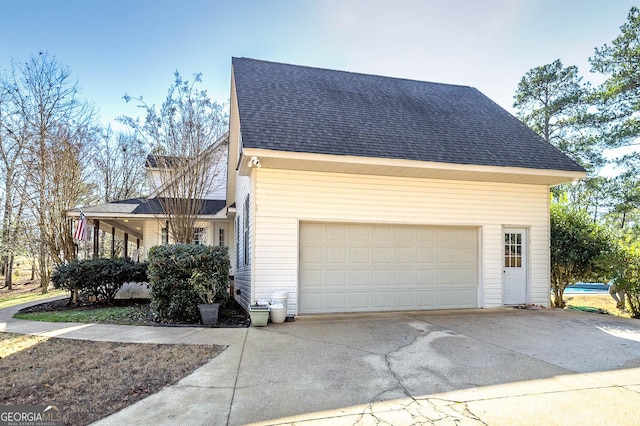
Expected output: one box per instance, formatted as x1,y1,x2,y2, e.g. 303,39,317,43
68,199,147,260
67,197,230,261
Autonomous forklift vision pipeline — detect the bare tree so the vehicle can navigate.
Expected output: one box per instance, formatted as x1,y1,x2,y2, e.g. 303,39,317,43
120,71,228,243
0,67,30,289
93,127,146,202
3,52,96,292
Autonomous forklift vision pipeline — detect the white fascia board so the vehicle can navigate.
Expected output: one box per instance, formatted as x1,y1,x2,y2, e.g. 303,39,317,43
242,148,586,185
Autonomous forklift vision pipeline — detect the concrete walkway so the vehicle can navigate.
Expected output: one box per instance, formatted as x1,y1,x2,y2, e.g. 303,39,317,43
2,298,640,425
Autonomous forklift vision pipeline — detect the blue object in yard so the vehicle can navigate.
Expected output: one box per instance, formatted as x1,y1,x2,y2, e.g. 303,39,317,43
563,282,610,294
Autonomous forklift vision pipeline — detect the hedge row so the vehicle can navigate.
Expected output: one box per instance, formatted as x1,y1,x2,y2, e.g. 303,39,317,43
52,258,149,303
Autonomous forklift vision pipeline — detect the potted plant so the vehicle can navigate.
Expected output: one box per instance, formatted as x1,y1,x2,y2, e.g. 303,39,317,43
190,270,220,326
249,302,270,327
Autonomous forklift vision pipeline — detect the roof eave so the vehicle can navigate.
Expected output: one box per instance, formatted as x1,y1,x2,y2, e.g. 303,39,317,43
240,148,586,186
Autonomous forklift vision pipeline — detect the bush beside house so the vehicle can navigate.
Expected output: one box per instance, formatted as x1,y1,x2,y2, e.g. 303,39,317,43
612,238,640,318
147,244,230,323
52,258,149,303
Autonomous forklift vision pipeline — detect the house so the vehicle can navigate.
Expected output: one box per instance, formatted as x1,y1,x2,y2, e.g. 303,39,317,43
227,58,586,315
68,133,231,264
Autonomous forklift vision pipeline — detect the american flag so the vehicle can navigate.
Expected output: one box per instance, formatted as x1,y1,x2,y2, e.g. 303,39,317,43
73,212,87,241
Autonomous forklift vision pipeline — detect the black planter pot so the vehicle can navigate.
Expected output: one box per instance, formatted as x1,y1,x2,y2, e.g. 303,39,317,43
198,303,220,325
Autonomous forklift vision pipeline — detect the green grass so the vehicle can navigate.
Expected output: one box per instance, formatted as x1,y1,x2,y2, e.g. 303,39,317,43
13,305,151,325
0,289,67,310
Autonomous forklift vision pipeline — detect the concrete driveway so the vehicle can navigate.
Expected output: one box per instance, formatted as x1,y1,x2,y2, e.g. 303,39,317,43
92,307,640,425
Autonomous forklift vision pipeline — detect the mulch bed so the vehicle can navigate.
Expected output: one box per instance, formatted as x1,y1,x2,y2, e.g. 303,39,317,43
18,297,251,328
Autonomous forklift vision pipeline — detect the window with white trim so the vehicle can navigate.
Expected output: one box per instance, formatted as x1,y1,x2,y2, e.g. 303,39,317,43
193,227,206,245
219,228,225,247
161,224,169,245
243,195,250,265
236,217,240,268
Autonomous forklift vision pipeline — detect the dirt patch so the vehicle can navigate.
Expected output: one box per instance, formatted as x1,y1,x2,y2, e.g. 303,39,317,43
0,333,223,425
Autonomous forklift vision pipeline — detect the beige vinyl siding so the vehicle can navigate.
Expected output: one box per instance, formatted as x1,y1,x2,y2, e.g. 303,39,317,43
253,169,551,313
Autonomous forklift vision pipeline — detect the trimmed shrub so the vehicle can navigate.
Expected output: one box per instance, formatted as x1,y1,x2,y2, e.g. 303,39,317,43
148,244,230,323
612,238,640,318
52,258,149,303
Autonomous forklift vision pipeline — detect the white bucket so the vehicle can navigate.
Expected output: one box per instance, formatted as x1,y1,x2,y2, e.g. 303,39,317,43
270,291,289,310
269,303,286,324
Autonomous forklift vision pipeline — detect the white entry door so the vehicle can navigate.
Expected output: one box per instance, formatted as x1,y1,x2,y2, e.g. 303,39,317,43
503,228,527,305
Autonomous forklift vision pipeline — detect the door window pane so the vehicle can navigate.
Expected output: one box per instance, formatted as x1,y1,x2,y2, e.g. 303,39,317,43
504,233,522,268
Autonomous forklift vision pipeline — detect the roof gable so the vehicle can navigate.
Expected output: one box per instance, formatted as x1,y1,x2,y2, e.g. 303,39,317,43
232,58,585,173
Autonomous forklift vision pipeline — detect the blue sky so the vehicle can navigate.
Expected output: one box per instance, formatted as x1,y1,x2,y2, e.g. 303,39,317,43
1,0,637,128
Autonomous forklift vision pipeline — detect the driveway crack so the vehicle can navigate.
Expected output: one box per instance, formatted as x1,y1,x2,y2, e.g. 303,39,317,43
351,326,489,425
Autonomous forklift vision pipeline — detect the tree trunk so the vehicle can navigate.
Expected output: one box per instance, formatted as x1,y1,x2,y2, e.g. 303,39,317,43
39,246,49,294
5,255,13,290
551,284,565,308
554,288,565,308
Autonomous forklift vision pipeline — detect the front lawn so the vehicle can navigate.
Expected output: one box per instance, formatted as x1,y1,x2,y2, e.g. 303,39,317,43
0,278,67,309
14,303,151,325
564,294,632,318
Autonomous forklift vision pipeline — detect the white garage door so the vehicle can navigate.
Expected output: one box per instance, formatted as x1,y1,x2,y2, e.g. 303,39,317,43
299,223,478,313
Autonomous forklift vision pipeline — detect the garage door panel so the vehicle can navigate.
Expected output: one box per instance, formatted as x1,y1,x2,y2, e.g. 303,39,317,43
437,228,457,244
437,247,456,263
416,291,435,307
395,247,414,263
299,223,478,313
416,227,434,241
301,270,324,288
301,223,323,240
457,248,477,264
457,229,477,244
457,290,478,307
300,246,323,263
436,270,455,285
326,270,347,286
395,227,415,242
373,269,392,286
349,292,370,309
350,270,370,286
372,291,393,309
395,291,415,308
327,246,347,263
350,225,371,241
374,247,393,263
326,292,348,310
374,226,393,243
327,224,348,241
456,270,476,285
416,247,435,264
437,290,456,307
395,269,414,285
300,292,323,311
350,247,370,263
416,269,435,285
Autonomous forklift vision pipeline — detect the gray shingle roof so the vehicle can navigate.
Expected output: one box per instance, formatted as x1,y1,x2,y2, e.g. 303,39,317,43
132,198,226,215
232,58,585,172
76,198,225,216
